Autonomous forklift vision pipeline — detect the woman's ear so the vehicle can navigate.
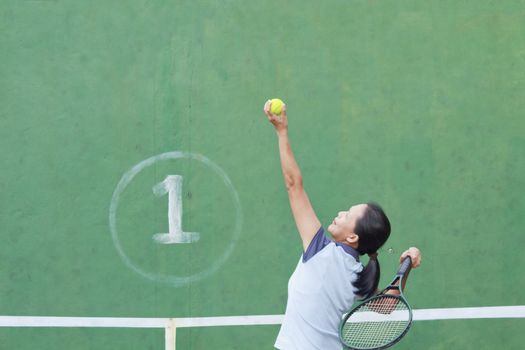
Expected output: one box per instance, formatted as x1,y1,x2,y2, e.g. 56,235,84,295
346,233,359,246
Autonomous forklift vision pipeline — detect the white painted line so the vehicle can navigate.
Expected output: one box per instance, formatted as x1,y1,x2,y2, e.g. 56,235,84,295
175,315,285,328
0,306,524,329
413,306,525,321
165,319,177,350
0,316,168,328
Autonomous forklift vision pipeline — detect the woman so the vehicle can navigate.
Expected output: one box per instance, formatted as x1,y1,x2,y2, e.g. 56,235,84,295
263,100,422,350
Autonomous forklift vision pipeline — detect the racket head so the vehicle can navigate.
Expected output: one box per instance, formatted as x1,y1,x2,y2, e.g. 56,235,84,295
340,294,412,350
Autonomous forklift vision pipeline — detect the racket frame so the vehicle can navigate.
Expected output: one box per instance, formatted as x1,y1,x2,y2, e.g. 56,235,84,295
339,257,413,350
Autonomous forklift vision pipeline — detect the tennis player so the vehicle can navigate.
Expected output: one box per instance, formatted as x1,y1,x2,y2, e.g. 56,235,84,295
263,100,422,350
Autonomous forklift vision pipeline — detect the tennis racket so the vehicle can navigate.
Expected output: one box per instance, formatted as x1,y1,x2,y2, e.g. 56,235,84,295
339,256,413,350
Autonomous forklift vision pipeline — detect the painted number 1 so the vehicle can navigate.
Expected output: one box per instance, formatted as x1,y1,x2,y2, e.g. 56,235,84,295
152,175,200,244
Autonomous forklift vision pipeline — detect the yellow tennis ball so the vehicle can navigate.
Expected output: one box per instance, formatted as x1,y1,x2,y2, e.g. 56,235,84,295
270,98,284,115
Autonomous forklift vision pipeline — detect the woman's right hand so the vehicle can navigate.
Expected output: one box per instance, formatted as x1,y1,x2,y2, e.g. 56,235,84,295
264,99,288,135
400,247,422,268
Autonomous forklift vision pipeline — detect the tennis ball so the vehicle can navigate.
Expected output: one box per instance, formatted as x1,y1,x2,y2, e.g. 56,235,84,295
270,98,284,115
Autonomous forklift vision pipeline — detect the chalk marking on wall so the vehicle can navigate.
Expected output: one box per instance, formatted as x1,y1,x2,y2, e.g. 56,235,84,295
109,151,243,287
152,175,199,244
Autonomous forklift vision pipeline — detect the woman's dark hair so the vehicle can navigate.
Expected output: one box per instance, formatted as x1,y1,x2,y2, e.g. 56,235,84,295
353,202,391,299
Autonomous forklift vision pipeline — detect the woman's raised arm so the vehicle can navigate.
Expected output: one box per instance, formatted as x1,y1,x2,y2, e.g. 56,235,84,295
264,100,321,251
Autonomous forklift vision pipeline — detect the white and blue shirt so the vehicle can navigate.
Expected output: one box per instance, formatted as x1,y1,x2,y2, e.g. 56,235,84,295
275,227,363,350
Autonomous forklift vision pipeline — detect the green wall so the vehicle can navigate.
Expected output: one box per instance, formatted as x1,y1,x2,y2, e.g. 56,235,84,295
1,0,524,349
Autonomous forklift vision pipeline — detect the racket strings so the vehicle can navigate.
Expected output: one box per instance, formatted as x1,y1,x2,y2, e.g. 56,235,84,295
341,296,410,349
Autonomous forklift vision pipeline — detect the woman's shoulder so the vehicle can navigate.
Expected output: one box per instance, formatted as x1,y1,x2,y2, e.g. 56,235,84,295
333,241,360,262
302,227,362,270
302,226,331,263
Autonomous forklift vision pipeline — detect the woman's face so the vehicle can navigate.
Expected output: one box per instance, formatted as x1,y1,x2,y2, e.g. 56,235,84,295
327,203,368,242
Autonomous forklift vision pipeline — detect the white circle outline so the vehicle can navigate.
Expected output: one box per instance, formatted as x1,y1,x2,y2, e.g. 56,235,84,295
109,151,243,286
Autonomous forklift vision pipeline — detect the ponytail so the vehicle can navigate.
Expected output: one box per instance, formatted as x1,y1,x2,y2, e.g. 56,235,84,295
352,202,391,299
354,253,380,299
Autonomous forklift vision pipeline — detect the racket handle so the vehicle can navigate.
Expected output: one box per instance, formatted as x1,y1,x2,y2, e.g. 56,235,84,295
397,256,412,276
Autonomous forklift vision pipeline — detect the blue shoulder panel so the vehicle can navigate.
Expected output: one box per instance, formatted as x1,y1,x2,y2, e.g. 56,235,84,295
302,226,330,263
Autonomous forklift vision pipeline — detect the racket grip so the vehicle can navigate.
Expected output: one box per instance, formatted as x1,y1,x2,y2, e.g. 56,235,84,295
398,256,412,275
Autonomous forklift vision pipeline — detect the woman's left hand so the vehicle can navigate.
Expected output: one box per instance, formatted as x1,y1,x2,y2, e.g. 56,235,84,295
400,247,421,268
263,100,288,135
